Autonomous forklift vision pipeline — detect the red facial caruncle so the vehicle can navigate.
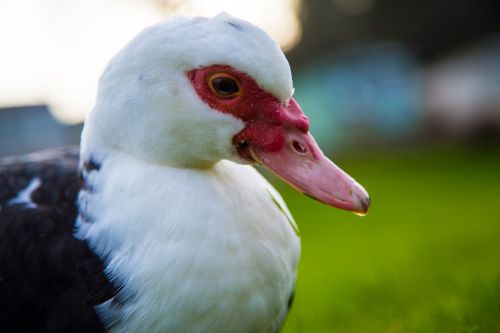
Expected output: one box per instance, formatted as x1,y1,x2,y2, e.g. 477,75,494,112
188,65,309,156
188,65,370,215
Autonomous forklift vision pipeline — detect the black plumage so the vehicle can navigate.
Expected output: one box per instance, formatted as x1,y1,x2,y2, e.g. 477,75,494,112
0,147,116,333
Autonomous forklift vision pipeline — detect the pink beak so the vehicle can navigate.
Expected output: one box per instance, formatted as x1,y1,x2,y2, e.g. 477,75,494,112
248,129,370,215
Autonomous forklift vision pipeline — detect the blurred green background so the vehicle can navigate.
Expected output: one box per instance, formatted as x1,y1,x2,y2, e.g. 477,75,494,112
1,0,500,332
279,147,500,332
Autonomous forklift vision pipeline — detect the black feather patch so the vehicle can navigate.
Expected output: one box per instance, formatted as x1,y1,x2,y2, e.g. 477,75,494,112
0,147,116,333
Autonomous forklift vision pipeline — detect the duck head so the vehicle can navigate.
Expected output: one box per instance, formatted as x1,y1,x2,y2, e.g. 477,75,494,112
84,13,370,214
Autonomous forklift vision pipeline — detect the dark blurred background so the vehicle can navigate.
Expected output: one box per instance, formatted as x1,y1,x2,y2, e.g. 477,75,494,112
1,0,499,332
289,0,500,153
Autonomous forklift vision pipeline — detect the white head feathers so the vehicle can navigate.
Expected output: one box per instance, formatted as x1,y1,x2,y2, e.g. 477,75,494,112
82,13,293,167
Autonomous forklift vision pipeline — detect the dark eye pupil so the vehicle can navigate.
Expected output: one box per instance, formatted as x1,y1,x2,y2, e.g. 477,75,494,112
212,77,239,95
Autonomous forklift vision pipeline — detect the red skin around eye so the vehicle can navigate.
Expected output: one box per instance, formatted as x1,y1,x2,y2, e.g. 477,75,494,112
188,65,309,153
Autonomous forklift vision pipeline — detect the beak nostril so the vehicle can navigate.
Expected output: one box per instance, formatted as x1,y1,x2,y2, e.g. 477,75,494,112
292,141,307,154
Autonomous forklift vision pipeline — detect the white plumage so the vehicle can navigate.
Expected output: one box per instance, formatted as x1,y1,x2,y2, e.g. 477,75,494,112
78,153,299,332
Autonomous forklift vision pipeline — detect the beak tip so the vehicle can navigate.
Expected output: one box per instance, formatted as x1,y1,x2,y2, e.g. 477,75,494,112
361,195,371,212
352,193,370,216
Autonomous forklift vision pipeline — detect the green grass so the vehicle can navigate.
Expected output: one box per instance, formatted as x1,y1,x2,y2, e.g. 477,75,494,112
276,147,500,333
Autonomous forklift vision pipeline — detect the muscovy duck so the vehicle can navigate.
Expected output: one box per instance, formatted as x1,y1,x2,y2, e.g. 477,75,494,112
0,13,369,333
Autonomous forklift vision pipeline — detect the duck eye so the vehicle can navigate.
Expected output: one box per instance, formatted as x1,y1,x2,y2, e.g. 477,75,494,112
208,73,240,98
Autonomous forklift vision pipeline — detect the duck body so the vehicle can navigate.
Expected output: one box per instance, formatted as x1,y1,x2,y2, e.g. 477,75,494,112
0,147,298,333
78,148,299,333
